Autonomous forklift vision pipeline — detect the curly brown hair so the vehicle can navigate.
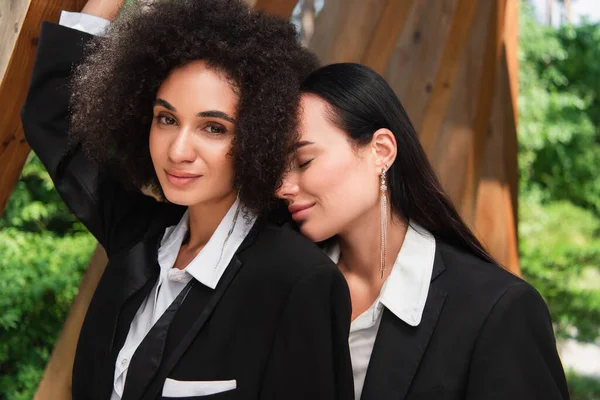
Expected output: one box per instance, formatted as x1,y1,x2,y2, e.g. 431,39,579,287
69,0,318,214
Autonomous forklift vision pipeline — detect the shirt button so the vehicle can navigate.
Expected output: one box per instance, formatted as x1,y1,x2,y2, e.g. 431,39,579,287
121,358,128,367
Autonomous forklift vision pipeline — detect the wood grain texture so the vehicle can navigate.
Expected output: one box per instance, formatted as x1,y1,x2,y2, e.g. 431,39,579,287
308,0,388,64
429,0,494,214
0,0,86,217
474,51,520,274
361,0,415,75
251,0,298,19
35,246,108,400
417,0,479,156
0,0,31,78
504,0,519,124
386,0,457,133
462,0,507,222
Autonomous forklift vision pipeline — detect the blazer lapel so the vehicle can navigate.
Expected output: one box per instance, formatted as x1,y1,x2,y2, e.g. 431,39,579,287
361,248,448,400
80,205,183,399
131,218,264,400
79,236,160,398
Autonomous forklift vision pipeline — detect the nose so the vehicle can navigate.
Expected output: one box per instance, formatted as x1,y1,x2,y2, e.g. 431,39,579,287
276,172,299,200
168,129,196,164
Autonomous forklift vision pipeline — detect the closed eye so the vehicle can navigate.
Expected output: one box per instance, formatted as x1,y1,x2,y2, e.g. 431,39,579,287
299,159,313,169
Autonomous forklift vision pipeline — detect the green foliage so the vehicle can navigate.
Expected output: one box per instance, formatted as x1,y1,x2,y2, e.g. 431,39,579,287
567,370,600,400
0,155,95,399
518,3,600,342
519,194,600,341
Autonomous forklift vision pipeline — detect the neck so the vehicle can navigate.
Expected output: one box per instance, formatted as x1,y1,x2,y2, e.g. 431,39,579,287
337,205,408,283
186,191,238,250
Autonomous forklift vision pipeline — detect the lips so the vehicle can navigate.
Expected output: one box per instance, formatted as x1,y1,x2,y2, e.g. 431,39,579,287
288,202,315,221
165,169,201,187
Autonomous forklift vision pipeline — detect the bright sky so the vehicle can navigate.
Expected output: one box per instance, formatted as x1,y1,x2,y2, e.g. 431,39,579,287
531,0,600,25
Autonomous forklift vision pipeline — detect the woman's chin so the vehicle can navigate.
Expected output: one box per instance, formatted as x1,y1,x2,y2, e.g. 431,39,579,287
161,190,196,206
300,224,328,243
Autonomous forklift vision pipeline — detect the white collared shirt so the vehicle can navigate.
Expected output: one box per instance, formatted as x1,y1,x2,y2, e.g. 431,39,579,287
327,223,436,400
59,10,110,35
56,13,257,399
109,199,256,399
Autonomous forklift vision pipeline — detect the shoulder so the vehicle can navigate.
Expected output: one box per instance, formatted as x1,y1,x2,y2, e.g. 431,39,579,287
240,221,344,289
434,240,548,321
437,240,523,290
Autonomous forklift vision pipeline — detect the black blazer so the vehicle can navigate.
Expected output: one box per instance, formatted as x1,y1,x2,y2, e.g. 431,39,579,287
21,22,354,400
361,240,570,400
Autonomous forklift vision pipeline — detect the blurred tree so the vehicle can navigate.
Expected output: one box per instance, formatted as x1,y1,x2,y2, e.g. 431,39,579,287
519,1,600,342
0,155,95,400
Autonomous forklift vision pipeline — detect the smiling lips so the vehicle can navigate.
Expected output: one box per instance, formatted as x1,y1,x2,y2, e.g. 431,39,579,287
165,169,202,186
288,202,315,221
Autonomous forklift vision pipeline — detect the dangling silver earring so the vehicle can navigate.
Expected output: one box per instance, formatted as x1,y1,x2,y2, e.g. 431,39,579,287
380,164,389,279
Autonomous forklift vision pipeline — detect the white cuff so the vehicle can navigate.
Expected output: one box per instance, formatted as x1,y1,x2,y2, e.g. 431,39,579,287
59,10,110,36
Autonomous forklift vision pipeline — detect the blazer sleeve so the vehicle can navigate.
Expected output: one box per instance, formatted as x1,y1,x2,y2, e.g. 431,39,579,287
465,281,570,400
259,266,354,400
21,22,158,255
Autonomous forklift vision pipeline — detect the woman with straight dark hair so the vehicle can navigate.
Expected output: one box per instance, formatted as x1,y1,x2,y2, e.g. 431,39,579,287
277,62,569,400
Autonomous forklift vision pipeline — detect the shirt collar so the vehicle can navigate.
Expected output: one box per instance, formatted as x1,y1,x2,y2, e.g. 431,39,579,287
158,198,257,289
327,222,436,327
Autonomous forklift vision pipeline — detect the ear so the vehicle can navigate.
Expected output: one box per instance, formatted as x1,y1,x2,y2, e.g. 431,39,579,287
370,128,397,172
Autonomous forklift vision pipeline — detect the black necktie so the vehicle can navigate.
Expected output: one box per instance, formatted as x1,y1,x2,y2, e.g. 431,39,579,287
121,279,195,400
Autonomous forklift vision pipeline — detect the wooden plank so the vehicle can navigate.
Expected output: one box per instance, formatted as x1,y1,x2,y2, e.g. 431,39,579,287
417,0,479,156
428,0,494,213
474,52,520,274
0,0,86,217
385,0,458,132
504,0,519,125
0,0,30,78
361,0,416,75
308,0,388,64
250,0,298,19
35,246,108,400
0,0,32,217
462,0,507,222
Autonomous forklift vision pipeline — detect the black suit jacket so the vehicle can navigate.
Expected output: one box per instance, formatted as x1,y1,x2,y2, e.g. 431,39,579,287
361,241,570,400
21,22,354,400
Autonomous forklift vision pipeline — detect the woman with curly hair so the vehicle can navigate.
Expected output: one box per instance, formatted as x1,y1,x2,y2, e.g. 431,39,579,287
21,0,353,399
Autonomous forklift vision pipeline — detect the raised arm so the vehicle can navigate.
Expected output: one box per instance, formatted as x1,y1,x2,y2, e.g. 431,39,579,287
21,0,159,256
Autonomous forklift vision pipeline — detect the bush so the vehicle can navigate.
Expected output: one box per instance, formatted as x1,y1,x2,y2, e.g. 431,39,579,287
0,155,95,399
567,370,600,400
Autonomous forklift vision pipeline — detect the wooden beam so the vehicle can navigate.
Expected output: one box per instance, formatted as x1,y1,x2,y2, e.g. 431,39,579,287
250,0,298,19
0,0,30,77
417,0,479,156
361,0,416,75
504,0,519,125
309,0,389,64
385,0,458,133
427,0,494,212
0,0,86,217
474,51,520,274
35,246,108,399
501,49,519,233
462,0,507,222
0,0,32,217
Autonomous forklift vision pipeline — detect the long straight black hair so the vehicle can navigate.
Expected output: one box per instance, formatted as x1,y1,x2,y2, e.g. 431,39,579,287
301,63,496,265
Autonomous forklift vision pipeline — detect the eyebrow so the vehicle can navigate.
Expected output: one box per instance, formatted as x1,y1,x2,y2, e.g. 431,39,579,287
197,110,235,123
293,140,315,150
154,98,235,123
